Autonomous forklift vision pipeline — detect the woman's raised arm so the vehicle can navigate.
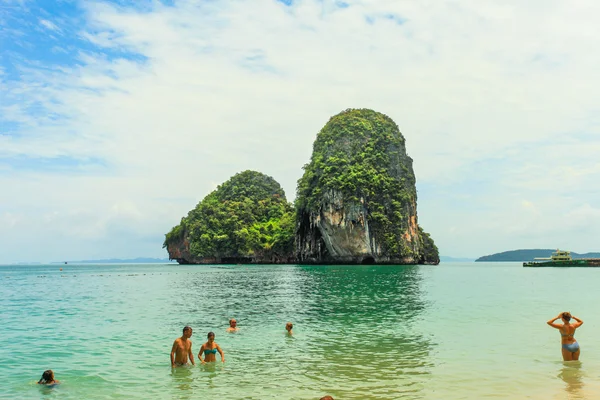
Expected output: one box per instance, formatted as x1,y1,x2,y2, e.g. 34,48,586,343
547,313,563,329
572,315,583,327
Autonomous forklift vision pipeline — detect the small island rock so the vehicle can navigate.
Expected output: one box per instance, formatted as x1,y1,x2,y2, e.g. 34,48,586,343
295,108,439,265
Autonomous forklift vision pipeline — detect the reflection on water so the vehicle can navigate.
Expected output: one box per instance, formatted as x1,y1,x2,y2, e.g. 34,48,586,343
3,264,435,399
5,263,600,398
171,366,193,391
198,362,224,389
296,265,434,399
558,361,584,398
173,264,434,399
38,383,60,398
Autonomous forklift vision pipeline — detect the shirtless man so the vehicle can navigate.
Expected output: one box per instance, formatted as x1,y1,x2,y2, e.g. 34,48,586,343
170,326,195,367
226,319,238,333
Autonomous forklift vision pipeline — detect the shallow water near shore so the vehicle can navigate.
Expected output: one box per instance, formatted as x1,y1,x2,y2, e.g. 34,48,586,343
2,262,600,399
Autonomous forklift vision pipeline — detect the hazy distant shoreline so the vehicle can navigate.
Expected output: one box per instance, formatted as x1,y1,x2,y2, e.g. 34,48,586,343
476,249,600,262
50,257,175,264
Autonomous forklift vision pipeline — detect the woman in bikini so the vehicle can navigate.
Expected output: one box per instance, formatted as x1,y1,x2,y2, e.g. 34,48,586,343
547,312,583,361
198,332,225,363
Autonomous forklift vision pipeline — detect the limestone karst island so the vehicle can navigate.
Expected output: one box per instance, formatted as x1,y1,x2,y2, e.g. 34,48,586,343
164,108,439,265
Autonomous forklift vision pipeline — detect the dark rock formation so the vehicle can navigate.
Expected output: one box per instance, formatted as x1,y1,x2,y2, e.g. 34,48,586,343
295,108,439,265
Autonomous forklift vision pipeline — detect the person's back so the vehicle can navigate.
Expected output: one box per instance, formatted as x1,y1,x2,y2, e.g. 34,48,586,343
547,312,583,361
38,370,59,385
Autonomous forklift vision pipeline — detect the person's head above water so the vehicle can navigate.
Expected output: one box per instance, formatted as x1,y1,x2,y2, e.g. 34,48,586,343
229,319,237,327
207,331,215,341
38,370,55,384
562,312,572,322
182,326,193,337
285,322,293,332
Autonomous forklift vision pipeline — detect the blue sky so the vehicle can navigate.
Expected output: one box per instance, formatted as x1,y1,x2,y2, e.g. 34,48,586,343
1,0,600,263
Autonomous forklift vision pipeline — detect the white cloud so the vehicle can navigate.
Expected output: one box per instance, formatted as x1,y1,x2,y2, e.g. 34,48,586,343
39,18,61,32
1,0,600,261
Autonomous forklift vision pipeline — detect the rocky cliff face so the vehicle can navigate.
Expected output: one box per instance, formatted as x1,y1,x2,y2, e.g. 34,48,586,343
295,108,439,265
164,110,439,265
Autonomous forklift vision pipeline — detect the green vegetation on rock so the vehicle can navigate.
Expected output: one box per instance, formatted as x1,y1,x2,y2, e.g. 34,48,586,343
163,109,439,265
418,227,440,264
296,108,436,261
164,170,295,261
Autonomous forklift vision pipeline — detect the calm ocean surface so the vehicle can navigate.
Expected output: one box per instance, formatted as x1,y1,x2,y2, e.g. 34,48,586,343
1,262,600,399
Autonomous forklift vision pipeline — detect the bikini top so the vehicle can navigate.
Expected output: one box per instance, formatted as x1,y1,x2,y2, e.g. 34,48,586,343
204,347,217,355
561,331,574,337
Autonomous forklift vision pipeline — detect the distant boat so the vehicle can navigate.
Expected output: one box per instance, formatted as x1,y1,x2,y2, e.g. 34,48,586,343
523,249,600,267
64,262,68,264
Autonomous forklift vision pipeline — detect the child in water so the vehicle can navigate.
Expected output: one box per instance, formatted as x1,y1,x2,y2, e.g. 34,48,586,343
37,370,59,385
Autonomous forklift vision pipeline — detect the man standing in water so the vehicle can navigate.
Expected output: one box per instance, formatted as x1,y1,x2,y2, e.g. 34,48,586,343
170,326,195,367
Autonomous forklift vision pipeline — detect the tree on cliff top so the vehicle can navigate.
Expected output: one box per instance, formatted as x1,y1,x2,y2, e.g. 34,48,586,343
164,170,295,260
296,108,438,261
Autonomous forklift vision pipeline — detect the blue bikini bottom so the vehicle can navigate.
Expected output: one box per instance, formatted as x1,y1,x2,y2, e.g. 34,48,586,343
562,342,580,353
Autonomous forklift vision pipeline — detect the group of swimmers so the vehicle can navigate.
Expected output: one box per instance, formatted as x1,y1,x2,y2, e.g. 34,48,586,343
168,321,338,399
35,311,582,395
170,319,294,367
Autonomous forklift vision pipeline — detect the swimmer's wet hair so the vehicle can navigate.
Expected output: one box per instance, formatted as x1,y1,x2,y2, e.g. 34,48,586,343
207,331,215,338
38,370,54,384
562,312,572,322
183,326,192,333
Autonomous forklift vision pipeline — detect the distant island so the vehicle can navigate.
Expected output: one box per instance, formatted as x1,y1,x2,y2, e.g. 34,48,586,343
476,249,600,262
52,257,175,264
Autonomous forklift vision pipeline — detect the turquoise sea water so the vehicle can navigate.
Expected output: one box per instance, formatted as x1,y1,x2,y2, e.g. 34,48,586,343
1,262,600,399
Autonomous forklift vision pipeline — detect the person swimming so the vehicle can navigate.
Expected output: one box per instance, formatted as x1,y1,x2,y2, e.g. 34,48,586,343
198,332,225,363
285,322,293,335
37,370,59,385
226,318,238,333
547,312,584,361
